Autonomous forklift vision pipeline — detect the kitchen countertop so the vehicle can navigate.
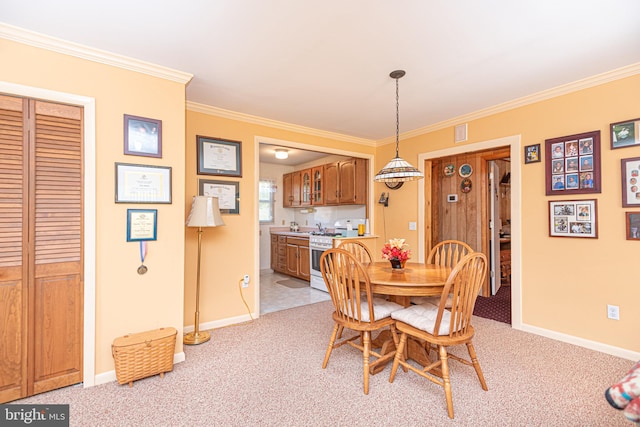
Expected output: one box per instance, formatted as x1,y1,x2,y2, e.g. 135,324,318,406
270,228,377,239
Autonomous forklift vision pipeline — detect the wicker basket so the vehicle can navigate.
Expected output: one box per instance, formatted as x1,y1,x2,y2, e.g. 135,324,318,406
112,327,177,387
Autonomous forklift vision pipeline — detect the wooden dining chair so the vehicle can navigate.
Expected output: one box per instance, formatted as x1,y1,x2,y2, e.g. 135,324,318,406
389,252,488,419
320,248,402,394
412,239,473,307
338,240,373,264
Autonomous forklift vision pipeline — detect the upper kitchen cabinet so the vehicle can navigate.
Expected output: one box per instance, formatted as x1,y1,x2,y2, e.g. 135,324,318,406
283,170,302,207
282,158,367,207
300,168,312,206
324,158,367,205
311,166,324,205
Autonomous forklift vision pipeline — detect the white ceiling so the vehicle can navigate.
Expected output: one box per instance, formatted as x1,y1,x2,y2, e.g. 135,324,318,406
2,1,640,147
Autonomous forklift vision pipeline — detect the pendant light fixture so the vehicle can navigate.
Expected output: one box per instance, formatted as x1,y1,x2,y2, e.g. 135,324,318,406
374,70,424,189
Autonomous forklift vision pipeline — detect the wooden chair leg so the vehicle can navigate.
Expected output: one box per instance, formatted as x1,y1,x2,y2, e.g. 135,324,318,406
466,342,488,390
439,345,454,419
389,333,407,383
322,324,339,369
363,331,371,395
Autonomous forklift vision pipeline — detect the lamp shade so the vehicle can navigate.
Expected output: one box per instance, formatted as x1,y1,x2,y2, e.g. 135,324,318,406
374,156,424,182
186,196,225,227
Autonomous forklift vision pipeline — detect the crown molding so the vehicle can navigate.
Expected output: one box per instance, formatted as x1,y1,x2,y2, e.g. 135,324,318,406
378,62,640,146
187,101,376,146
0,23,193,84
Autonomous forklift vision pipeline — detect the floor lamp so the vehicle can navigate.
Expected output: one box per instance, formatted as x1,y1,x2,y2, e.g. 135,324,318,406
184,196,225,345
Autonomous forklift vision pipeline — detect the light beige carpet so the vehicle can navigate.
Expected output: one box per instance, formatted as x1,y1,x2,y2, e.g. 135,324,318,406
14,300,633,426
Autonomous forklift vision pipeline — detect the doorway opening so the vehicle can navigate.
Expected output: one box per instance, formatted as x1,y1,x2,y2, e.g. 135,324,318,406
420,135,520,327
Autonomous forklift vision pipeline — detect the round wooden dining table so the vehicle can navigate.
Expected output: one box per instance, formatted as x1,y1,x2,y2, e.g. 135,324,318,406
365,262,451,307
364,261,452,374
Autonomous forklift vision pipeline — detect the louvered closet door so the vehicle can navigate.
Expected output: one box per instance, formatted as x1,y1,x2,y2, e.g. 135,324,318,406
0,95,83,403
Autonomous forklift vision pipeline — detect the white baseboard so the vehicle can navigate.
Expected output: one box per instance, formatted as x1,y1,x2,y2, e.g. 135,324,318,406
183,313,257,333
519,324,640,361
91,352,186,387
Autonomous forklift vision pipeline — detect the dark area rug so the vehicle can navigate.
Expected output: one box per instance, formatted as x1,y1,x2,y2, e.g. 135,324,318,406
473,284,511,324
276,279,309,288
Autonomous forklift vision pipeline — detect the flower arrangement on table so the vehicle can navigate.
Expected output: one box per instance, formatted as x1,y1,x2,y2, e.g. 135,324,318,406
381,238,411,268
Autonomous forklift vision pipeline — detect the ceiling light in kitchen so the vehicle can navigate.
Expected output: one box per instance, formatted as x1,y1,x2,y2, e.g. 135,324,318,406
275,149,289,160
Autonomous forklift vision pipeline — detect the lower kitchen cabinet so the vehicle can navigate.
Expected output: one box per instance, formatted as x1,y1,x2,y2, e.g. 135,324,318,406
271,233,309,281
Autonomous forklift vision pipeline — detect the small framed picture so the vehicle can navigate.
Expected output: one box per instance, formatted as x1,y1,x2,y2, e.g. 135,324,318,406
197,136,242,177
621,157,640,207
549,199,597,238
626,212,640,240
115,163,172,204
459,163,473,178
524,144,540,164
124,114,162,158
126,209,157,242
611,118,640,149
198,179,240,214
545,130,601,195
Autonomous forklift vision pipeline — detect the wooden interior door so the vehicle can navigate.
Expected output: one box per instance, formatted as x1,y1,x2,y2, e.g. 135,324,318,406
0,95,83,403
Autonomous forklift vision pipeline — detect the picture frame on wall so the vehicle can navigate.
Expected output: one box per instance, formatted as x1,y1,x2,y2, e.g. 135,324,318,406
126,209,158,242
626,212,640,240
545,130,601,196
198,179,240,214
611,118,640,150
124,114,162,158
524,144,540,164
549,199,598,238
621,157,640,207
115,163,172,204
196,135,242,177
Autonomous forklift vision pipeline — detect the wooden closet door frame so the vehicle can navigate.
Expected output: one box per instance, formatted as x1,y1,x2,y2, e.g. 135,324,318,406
418,135,522,328
0,82,97,387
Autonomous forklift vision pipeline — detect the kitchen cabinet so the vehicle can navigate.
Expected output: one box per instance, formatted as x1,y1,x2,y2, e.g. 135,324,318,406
270,234,287,273
324,158,367,205
271,234,308,280
286,236,310,280
312,166,324,205
282,171,301,207
283,158,367,208
300,168,311,206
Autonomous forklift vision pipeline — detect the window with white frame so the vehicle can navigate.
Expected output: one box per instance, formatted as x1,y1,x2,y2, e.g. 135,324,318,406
259,179,275,223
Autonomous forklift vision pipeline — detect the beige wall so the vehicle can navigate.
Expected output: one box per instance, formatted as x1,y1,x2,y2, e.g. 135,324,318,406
374,73,640,354
184,110,375,326
1,39,188,377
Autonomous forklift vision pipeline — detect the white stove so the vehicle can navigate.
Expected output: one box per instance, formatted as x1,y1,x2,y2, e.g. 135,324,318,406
309,235,334,292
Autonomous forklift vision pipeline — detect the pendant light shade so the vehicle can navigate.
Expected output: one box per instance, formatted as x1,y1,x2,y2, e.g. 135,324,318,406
374,70,424,183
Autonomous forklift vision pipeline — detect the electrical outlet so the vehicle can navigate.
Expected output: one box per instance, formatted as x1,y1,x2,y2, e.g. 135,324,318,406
607,304,620,320
242,274,250,288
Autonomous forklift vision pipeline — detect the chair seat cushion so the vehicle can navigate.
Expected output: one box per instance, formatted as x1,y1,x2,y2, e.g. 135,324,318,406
341,297,403,322
391,303,457,335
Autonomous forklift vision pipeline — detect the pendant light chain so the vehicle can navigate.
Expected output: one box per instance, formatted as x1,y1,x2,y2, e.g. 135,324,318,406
373,69,424,183
395,76,400,158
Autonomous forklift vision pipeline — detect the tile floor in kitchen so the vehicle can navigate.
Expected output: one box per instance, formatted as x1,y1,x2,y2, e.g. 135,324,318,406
259,270,330,315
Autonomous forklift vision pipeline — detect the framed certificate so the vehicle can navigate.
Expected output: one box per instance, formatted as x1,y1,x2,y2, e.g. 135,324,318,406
197,135,242,177
115,163,172,203
126,209,157,241
198,179,240,214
